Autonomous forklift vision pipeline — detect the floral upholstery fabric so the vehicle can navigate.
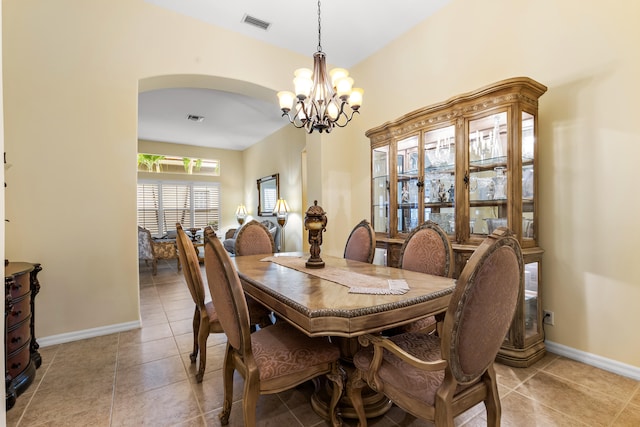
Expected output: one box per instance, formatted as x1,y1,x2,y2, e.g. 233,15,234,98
152,240,178,259
251,323,340,381
138,226,153,260
138,226,180,275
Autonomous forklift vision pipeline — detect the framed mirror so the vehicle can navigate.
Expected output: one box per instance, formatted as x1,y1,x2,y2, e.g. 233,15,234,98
257,173,279,216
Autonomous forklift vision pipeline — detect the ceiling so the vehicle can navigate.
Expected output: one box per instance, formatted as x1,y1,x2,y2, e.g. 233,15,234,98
138,0,450,151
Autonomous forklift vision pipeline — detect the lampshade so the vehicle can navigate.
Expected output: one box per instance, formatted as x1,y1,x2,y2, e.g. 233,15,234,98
235,204,248,225
273,199,290,217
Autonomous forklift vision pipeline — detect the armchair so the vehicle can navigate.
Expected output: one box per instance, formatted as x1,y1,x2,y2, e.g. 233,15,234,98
348,228,523,427
137,226,181,275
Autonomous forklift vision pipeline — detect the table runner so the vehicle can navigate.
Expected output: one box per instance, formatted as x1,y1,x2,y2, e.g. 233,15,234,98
260,255,409,294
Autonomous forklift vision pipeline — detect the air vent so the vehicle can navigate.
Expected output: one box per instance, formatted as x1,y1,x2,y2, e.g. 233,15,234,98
242,14,271,31
186,114,204,122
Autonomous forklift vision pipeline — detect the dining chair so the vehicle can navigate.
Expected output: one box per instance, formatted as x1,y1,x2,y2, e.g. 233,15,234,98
233,219,276,329
234,219,276,256
175,223,224,382
347,227,523,427
202,227,345,427
343,219,376,264
392,220,454,334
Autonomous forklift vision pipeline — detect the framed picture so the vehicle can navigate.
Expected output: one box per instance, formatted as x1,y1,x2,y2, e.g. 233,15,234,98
257,173,279,216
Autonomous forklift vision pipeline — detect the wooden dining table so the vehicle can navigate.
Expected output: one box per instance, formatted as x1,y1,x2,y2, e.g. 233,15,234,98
232,252,456,420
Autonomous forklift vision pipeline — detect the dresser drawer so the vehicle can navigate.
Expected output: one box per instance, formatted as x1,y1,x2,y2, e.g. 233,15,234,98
7,318,31,354
7,294,32,327
7,343,31,380
7,272,30,299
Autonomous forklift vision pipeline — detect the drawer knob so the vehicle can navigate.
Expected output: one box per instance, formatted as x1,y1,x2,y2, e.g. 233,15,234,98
12,310,22,317
10,336,22,344
11,362,21,369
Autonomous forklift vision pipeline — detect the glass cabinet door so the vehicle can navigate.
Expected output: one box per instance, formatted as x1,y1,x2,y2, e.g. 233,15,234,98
372,145,389,234
522,111,535,242
396,136,420,233
423,125,456,235
468,111,508,236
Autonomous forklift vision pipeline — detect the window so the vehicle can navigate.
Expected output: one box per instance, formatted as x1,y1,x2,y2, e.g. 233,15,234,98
137,153,220,176
137,181,220,237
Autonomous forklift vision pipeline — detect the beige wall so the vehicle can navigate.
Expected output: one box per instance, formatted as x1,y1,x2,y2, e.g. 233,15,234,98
2,0,639,371
341,0,640,367
242,125,306,252
2,0,308,340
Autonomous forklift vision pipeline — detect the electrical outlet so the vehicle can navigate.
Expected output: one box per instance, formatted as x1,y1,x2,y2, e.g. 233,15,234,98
543,310,554,325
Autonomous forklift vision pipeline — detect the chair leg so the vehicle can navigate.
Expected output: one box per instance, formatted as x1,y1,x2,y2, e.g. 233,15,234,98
483,365,501,427
196,319,209,383
152,259,158,275
219,346,235,425
190,308,199,363
242,370,260,427
346,370,368,427
434,376,456,427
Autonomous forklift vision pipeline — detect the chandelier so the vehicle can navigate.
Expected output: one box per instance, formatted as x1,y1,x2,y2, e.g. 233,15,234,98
277,1,363,133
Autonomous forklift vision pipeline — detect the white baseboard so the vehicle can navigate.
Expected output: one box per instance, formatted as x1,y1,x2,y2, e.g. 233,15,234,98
545,340,640,380
37,320,141,348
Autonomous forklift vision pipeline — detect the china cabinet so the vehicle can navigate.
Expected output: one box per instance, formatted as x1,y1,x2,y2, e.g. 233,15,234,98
368,77,547,367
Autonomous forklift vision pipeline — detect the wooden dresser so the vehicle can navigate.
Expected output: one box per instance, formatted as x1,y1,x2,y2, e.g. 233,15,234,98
5,261,42,410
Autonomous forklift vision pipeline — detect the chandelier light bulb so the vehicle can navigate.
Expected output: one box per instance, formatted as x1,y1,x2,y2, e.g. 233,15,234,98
277,91,295,111
349,88,364,109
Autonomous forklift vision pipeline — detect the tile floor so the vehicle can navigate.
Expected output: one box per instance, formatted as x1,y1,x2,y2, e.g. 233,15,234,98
6,259,640,426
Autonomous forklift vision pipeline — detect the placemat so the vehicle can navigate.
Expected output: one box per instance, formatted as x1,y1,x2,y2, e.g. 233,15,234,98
260,256,409,295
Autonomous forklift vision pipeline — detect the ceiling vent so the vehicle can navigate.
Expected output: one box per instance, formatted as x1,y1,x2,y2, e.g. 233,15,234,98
242,14,271,31
186,114,205,122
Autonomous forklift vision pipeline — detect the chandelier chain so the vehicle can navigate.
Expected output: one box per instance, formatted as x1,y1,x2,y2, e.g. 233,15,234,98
317,0,322,52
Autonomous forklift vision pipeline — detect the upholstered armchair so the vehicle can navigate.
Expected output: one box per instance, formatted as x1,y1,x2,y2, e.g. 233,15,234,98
348,228,524,427
137,226,180,275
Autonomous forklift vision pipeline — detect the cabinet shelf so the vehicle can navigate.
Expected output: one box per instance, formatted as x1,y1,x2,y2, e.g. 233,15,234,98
469,199,507,207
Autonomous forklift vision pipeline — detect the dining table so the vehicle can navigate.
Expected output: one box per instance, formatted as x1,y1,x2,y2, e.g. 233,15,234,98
232,252,456,420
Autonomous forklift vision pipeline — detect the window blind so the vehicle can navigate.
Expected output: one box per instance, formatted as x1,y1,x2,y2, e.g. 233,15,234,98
137,181,220,237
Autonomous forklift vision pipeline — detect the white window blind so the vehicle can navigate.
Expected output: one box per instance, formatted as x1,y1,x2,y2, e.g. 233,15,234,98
137,181,220,237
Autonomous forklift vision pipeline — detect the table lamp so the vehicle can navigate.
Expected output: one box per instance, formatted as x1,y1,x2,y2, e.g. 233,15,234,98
235,204,247,225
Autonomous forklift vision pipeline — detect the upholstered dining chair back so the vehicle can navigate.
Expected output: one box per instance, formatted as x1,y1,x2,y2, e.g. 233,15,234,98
399,220,454,277
175,223,223,382
202,228,344,427
234,219,276,256
175,223,206,309
344,219,376,264
348,227,524,427
442,227,523,383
